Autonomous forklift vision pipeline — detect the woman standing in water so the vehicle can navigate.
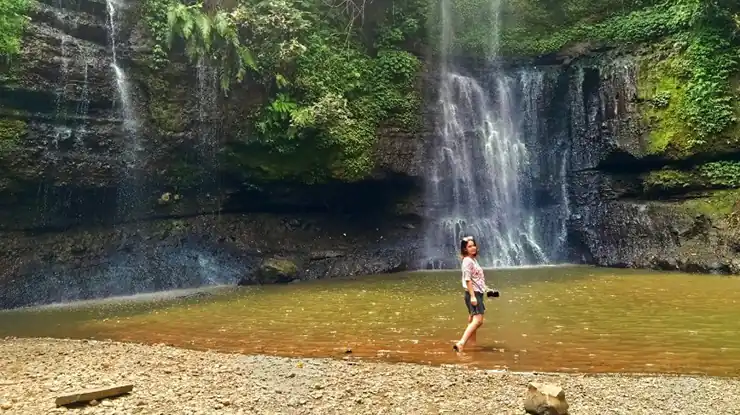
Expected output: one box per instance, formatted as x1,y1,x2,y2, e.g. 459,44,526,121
453,236,487,352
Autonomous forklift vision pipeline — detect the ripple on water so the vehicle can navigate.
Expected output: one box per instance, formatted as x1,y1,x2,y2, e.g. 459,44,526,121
0,266,739,376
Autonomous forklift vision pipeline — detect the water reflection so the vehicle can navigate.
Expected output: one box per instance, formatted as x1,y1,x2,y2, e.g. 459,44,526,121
1,266,739,376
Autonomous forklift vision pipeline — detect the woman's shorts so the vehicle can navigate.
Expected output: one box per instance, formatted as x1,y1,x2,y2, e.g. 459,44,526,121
464,291,485,316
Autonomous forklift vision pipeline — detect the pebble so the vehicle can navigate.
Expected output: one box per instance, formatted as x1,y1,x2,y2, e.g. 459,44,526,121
1,338,739,414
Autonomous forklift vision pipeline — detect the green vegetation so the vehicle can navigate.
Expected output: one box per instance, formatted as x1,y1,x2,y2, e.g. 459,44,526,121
678,189,740,219
144,74,188,133
141,0,172,69
0,0,29,58
635,29,739,157
139,0,736,183
0,118,25,153
145,0,422,183
165,2,256,94
636,53,693,157
643,161,740,193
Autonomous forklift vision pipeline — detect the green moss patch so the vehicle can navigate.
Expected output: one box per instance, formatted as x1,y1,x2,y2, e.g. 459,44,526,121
642,161,740,194
636,54,693,158
678,189,740,219
0,118,25,153
143,71,188,133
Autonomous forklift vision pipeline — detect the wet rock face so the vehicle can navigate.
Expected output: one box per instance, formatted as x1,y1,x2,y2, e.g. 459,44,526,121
557,56,740,273
0,213,423,309
0,0,428,231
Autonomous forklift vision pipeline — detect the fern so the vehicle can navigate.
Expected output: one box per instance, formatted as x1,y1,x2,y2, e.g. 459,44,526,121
165,2,256,95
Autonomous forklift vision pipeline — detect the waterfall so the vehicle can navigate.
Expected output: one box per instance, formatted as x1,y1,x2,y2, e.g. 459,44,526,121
197,58,218,159
520,69,571,257
424,0,569,268
106,0,140,161
105,0,143,218
196,58,221,214
75,52,91,134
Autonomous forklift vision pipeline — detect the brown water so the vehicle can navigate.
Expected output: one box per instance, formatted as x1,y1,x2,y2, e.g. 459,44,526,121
1,266,740,376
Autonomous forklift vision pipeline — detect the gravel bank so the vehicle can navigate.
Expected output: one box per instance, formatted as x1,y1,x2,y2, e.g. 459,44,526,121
1,338,739,415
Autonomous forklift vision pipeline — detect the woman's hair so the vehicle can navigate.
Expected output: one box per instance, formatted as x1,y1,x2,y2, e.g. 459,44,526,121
460,236,476,258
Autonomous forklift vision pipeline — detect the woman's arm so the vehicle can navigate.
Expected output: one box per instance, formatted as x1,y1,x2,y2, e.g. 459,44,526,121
466,280,477,303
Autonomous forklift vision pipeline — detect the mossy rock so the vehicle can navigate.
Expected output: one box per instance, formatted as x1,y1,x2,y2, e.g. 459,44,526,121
636,52,693,159
642,169,697,194
144,70,188,133
678,189,740,220
220,140,333,184
150,101,187,132
635,41,740,161
642,162,740,195
0,119,26,153
257,258,299,284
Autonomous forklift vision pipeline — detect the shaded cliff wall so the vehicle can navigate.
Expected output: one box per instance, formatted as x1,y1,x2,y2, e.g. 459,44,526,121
0,0,428,230
0,0,428,309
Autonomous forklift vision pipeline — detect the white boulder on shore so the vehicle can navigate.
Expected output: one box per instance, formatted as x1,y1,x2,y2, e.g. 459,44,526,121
524,382,569,415
1,338,739,414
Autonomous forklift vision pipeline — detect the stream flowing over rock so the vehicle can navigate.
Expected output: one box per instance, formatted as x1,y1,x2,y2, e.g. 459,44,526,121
0,0,738,308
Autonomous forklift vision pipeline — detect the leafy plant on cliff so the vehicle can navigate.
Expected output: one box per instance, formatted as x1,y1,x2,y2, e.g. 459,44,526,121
0,0,29,58
165,2,256,94
142,0,174,69
373,0,427,51
698,161,740,188
249,15,420,181
643,161,740,194
146,0,421,183
680,30,737,142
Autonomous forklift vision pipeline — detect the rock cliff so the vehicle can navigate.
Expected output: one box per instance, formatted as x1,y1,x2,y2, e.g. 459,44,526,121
0,0,426,308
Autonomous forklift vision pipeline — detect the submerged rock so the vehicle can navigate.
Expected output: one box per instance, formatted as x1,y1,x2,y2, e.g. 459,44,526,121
257,258,299,284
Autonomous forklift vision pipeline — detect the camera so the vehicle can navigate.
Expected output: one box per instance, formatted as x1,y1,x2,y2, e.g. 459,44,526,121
486,289,500,298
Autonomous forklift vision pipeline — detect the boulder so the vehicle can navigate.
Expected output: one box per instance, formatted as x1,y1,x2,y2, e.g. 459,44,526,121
257,258,299,284
523,382,569,415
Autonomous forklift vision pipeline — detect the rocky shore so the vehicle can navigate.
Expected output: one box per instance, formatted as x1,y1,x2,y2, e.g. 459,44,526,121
1,338,739,414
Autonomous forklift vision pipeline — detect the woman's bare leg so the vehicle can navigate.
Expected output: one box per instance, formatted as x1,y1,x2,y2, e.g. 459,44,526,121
454,314,483,352
467,315,477,347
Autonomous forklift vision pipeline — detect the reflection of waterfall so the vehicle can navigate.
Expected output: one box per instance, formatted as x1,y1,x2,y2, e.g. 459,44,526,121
424,0,570,268
105,0,143,218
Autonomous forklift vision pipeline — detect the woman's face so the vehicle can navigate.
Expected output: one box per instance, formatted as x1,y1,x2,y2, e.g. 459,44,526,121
466,240,477,256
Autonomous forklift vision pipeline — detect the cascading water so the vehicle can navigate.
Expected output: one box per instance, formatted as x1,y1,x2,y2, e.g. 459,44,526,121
197,58,221,202
519,69,571,258
425,0,569,268
197,58,219,159
194,58,222,215
74,52,91,134
105,0,143,218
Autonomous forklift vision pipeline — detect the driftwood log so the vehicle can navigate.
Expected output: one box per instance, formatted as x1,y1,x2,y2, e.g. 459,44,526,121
55,384,134,406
